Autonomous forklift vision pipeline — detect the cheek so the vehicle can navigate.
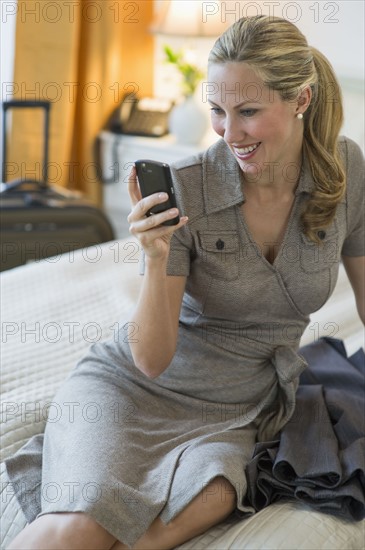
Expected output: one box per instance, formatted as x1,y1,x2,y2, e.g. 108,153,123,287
211,117,224,136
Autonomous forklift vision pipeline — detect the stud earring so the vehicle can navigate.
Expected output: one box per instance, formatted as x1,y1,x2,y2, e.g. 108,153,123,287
296,113,303,120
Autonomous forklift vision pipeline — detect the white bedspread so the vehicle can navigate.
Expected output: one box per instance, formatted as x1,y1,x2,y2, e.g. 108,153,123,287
1,238,364,549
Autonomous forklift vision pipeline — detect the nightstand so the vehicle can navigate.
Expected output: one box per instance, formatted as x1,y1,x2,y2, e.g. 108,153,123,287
99,131,217,238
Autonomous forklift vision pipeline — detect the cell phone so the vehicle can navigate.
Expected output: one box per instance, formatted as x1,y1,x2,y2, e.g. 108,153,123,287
135,159,180,226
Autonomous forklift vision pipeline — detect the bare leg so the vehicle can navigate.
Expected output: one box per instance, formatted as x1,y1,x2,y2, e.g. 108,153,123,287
7,512,117,550
112,476,237,550
8,476,236,550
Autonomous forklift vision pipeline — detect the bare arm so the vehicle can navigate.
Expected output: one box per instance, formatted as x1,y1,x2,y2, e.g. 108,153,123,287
127,166,189,378
342,255,365,325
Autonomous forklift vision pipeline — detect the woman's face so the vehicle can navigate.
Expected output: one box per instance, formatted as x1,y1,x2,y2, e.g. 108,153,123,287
207,62,305,181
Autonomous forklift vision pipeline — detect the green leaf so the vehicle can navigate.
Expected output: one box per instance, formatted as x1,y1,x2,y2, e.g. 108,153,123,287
162,45,205,96
163,45,180,64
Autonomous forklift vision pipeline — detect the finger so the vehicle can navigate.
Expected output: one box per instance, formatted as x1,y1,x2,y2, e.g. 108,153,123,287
127,192,169,223
130,205,188,235
131,215,189,246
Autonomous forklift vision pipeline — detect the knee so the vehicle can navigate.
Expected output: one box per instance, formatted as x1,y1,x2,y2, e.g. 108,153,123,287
202,476,237,515
40,511,105,536
8,512,116,549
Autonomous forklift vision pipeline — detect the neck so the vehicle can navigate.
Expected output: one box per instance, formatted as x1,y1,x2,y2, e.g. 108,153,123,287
243,151,303,197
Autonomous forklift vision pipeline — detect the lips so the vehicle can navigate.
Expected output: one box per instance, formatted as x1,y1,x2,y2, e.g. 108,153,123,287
234,142,261,155
232,142,261,161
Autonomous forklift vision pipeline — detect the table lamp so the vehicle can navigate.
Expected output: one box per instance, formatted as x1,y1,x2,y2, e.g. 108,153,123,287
150,0,229,144
150,0,229,38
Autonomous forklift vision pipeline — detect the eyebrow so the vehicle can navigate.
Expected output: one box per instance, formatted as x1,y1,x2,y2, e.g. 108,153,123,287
207,99,260,108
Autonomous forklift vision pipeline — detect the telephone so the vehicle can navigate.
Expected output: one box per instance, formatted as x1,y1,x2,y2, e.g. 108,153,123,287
107,93,173,137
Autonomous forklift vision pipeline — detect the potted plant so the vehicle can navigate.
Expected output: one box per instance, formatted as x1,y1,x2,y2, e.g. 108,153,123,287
164,45,205,97
163,45,209,144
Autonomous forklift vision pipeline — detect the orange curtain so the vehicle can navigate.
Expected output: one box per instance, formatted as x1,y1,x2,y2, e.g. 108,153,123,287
8,0,154,205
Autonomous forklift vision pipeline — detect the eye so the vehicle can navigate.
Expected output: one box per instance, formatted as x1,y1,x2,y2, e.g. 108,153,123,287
210,107,224,115
240,109,257,117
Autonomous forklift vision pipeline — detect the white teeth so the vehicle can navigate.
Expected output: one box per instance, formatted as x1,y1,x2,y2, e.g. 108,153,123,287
236,143,260,155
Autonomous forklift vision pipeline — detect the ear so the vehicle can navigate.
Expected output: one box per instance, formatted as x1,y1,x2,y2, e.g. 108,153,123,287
296,86,312,115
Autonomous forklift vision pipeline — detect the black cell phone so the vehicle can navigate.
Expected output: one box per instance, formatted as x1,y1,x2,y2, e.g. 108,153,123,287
135,159,180,226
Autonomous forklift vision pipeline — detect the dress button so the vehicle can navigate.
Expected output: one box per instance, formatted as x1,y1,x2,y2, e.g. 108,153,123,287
216,239,225,250
317,230,326,240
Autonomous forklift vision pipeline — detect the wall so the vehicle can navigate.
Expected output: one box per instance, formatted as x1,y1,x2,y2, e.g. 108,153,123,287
0,0,154,199
0,0,17,166
1,0,364,164
0,1,16,89
153,0,364,149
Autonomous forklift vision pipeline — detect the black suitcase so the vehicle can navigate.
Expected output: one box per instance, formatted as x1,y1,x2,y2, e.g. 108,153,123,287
1,100,115,271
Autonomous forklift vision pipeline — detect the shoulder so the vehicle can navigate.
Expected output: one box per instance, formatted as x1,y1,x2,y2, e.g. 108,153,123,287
169,139,229,220
170,138,229,174
337,137,365,254
169,151,204,221
338,136,364,204
338,137,364,234
338,136,365,170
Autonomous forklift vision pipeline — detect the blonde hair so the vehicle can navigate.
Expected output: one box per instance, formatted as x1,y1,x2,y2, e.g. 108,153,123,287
209,15,345,243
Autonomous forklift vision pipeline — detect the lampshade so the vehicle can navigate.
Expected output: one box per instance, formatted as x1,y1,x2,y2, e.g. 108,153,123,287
150,0,229,37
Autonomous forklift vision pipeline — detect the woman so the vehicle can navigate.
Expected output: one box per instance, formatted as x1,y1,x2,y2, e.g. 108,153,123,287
6,15,364,550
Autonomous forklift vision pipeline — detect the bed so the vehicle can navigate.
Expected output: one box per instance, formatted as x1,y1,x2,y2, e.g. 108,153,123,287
1,236,364,549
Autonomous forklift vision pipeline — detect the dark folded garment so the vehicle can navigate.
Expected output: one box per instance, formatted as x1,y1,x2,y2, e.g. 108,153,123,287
245,337,365,521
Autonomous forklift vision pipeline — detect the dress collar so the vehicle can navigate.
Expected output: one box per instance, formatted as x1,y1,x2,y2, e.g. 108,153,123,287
202,139,244,215
202,139,316,215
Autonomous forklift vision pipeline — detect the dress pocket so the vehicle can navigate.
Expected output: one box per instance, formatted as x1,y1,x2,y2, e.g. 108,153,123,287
285,222,341,315
197,230,239,280
300,222,340,273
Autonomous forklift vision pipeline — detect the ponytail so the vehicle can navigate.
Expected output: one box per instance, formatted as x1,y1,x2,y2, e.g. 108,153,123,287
301,47,346,243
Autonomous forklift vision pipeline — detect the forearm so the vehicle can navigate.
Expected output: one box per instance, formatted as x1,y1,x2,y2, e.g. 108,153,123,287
125,165,188,376
129,256,178,378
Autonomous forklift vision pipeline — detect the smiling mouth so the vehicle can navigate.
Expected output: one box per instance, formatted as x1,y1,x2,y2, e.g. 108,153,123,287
234,142,261,155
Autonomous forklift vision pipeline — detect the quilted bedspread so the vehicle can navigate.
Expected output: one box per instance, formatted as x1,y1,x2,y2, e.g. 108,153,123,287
1,237,364,549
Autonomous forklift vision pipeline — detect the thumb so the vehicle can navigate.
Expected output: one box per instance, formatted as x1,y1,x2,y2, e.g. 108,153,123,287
127,165,142,207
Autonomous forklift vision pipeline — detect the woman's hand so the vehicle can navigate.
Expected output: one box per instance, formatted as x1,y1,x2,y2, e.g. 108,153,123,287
127,165,188,260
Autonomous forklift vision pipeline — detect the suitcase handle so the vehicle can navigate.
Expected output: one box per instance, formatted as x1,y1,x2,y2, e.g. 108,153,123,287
0,178,83,200
0,178,48,194
2,100,51,186
2,100,51,110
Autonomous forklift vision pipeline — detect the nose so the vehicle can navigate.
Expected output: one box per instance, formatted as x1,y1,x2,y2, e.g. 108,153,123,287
223,115,246,144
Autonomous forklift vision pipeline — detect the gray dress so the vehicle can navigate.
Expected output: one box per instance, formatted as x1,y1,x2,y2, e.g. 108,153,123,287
5,137,364,548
